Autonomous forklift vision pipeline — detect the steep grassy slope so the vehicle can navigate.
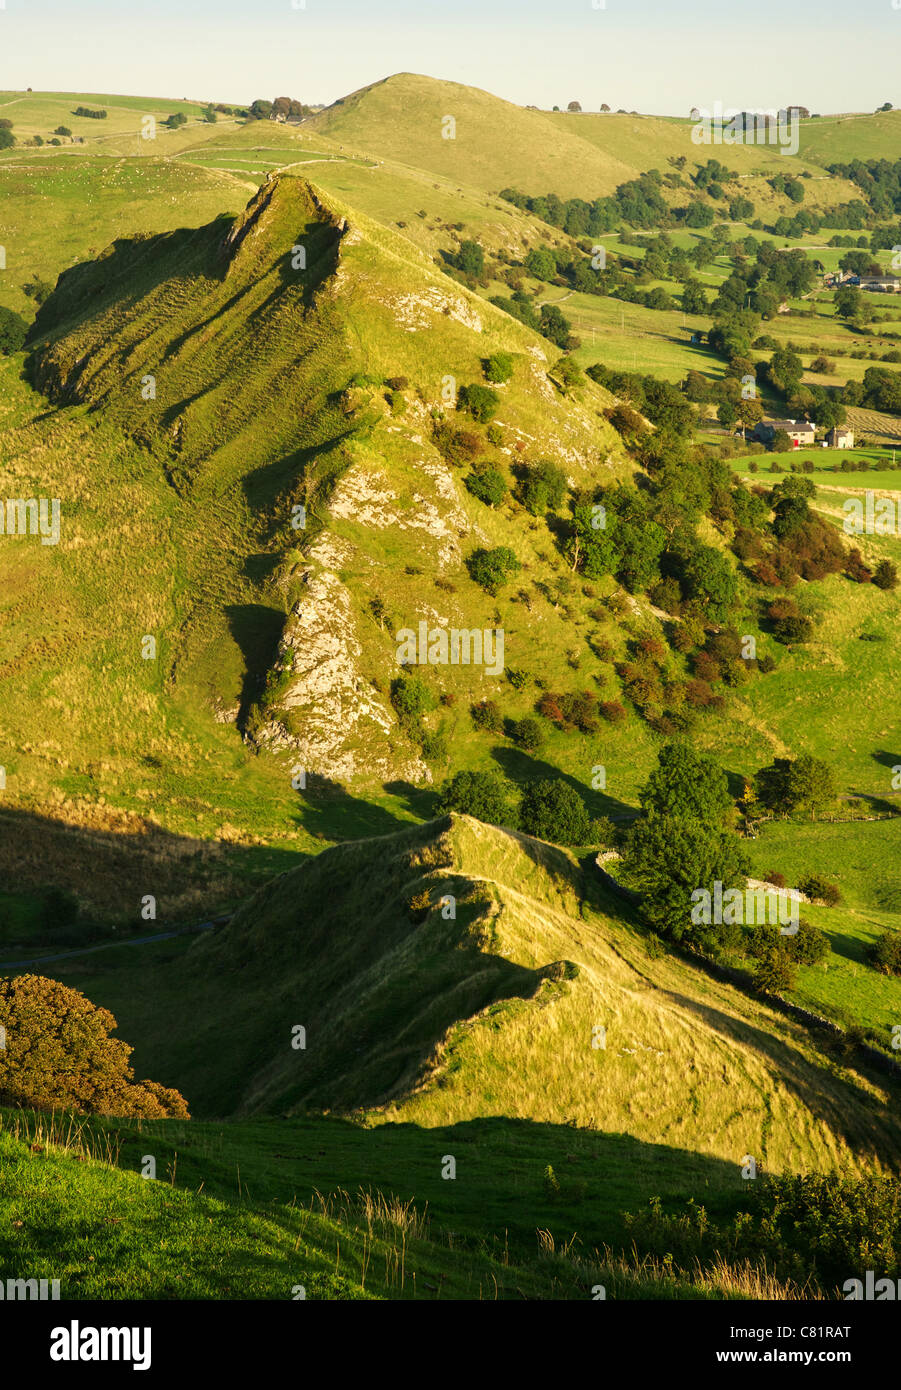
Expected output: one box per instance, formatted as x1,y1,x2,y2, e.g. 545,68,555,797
21,170,626,793
0,1104,815,1301
0,172,634,913
42,814,901,1190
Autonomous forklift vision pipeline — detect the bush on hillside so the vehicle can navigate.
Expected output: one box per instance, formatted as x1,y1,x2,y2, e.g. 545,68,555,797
752,946,797,994
457,383,500,423
0,306,28,354
390,673,436,729
509,716,544,751
515,459,568,516
873,559,899,591
483,352,514,384
797,873,841,906
433,423,482,466
0,975,188,1117
464,468,507,506
519,779,592,845
470,699,503,733
869,931,901,976
467,546,520,595
438,770,516,827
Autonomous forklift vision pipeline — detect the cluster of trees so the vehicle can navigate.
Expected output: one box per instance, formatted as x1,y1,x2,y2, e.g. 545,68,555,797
0,117,15,149
489,287,577,348
586,363,694,434
0,975,189,1117
619,744,833,987
732,475,851,596
769,172,805,203
830,156,901,220
73,105,107,119
844,364,901,414
248,96,310,121
501,175,669,235
504,173,872,240
438,769,601,846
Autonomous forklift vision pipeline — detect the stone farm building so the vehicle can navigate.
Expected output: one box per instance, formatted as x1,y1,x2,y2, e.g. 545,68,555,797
826,426,854,448
753,418,817,447
860,274,901,294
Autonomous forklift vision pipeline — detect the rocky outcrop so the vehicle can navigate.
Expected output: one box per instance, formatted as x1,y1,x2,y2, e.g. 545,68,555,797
253,536,429,785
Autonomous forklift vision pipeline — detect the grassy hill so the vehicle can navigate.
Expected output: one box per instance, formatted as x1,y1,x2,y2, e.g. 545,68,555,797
2,76,901,1304
305,73,638,198
36,815,901,1170
4,812,901,1300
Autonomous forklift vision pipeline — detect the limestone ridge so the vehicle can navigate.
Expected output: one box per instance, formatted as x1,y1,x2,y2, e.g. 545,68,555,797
25,176,626,785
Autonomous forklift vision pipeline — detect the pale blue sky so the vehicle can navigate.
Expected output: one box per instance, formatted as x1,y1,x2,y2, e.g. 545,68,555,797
1,0,898,116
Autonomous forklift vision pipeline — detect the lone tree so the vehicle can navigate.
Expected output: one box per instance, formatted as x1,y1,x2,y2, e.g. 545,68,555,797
754,755,836,817
0,975,189,1118
0,306,28,355
567,101,583,112
639,741,734,824
467,545,520,595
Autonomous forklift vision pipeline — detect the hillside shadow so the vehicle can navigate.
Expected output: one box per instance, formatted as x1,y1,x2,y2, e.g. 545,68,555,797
274,216,343,307
224,603,286,733
490,745,634,823
241,428,354,519
96,1111,758,1283
382,779,440,820
296,775,417,842
27,223,223,349
0,804,307,944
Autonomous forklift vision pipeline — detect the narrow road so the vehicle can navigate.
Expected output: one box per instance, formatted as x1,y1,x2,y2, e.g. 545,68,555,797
0,916,231,970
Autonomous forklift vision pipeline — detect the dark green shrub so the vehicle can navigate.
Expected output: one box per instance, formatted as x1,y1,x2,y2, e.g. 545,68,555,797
471,699,503,733
438,770,517,826
798,873,841,906
465,468,507,506
510,716,544,751
516,459,568,516
519,779,592,845
467,546,520,595
484,352,514,384
458,383,500,423
869,931,901,976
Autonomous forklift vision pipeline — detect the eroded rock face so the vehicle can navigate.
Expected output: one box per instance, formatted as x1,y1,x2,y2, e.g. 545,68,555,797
254,537,430,785
328,455,473,566
387,286,483,334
